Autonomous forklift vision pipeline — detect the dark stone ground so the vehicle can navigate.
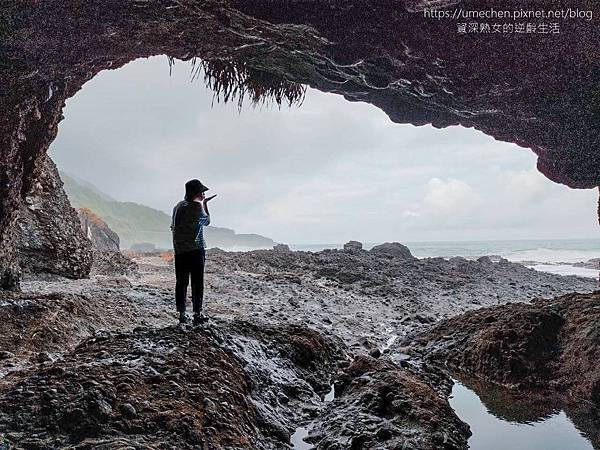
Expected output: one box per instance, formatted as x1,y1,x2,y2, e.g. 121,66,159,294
0,248,597,448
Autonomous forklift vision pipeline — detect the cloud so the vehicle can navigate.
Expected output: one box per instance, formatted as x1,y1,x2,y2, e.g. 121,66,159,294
423,178,482,216
396,178,484,232
401,210,420,218
504,168,546,198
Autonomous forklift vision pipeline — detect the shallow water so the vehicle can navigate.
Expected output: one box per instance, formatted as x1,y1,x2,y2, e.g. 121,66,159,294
291,378,595,449
290,384,335,449
290,426,313,450
323,384,335,402
450,380,594,450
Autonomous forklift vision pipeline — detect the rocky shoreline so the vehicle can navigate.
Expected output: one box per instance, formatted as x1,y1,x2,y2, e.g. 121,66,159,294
160,244,594,351
1,245,598,449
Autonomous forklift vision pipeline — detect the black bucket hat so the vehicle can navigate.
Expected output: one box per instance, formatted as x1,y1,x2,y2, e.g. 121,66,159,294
184,179,209,201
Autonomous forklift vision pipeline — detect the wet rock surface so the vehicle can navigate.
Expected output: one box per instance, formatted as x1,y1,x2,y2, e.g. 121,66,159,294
1,248,598,449
194,247,596,351
308,355,470,450
0,287,173,378
0,322,342,449
15,154,93,280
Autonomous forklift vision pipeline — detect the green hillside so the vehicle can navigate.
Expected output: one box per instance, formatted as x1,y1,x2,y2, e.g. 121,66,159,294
61,172,276,250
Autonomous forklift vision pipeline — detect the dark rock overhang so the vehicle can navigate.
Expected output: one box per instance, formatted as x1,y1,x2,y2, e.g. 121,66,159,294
3,0,600,186
0,0,598,288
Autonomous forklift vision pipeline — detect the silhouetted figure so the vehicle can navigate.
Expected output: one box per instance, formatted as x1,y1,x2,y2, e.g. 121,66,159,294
171,179,216,325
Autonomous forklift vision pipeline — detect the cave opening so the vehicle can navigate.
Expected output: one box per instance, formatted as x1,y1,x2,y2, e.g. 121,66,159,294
14,54,595,285
2,1,598,291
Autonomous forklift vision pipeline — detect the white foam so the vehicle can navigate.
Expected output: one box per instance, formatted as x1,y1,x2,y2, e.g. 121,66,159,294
381,334,398,352
505,248,600,264
528,264,599,279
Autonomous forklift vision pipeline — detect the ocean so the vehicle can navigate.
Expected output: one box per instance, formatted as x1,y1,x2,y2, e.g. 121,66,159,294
290,239,600,279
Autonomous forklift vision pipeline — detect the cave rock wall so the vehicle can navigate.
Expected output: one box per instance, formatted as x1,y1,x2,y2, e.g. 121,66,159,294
15,154,93,279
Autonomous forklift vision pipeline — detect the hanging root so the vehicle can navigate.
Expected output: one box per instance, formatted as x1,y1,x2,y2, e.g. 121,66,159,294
191,57,306,109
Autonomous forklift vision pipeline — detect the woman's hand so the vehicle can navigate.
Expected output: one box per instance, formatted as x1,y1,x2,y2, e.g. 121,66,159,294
202,194,216,215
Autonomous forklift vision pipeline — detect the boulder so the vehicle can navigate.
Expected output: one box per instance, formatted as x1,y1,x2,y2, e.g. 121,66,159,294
343,241,363,253
77,208,137,276
370,242,415,260
309,355,470,449
15,155,93,279
90,251,138,276
273,243,291,252
573,258,600,269
78,207,120,252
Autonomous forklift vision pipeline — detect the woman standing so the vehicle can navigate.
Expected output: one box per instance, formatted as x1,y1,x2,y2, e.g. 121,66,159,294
171,179,216,325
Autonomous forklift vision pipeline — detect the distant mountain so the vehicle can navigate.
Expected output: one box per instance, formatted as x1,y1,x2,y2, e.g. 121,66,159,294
60,172,276,250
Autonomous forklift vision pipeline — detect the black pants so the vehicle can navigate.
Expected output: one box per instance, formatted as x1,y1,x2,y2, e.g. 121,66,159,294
175,249,206,313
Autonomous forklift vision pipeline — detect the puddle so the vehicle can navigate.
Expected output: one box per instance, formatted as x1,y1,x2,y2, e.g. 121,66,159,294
323,384,335,402
290,426,313,450
450,380,594,450
291,384,335,449
291,372,596,449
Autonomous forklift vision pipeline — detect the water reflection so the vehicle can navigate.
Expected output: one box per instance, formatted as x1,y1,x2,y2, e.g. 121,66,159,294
449,380,594,450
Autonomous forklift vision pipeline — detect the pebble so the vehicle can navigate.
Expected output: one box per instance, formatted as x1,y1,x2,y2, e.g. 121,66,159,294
119,402,137,418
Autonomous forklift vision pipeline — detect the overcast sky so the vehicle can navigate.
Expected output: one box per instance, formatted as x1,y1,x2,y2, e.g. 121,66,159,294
50,56,598,244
